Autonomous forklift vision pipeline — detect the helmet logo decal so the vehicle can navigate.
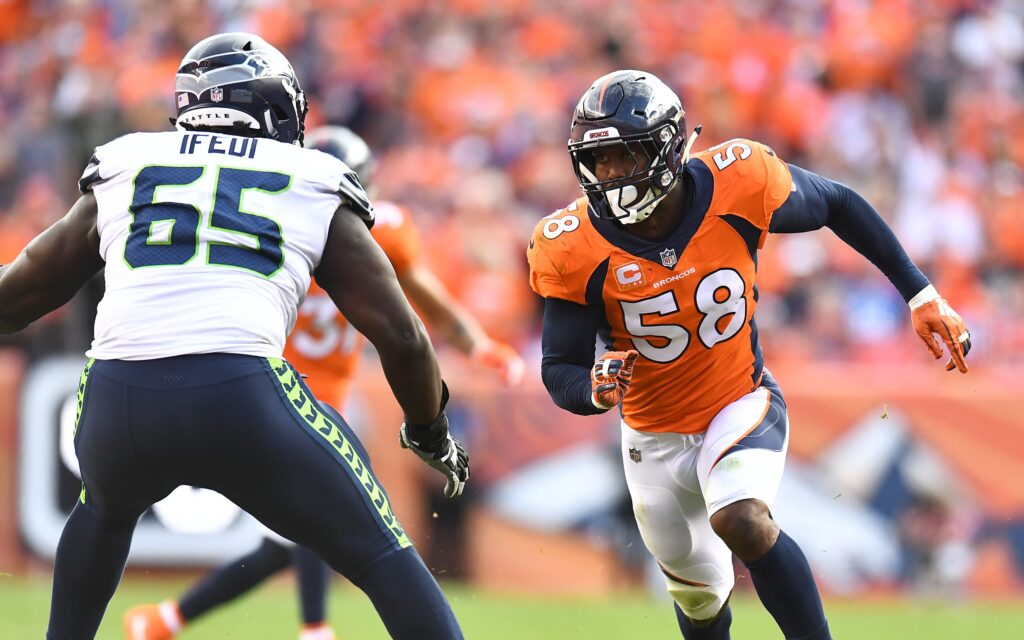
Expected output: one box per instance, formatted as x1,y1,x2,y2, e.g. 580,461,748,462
660,248,678,268
245,52,271,75
584,127,619,141
210,87,224,102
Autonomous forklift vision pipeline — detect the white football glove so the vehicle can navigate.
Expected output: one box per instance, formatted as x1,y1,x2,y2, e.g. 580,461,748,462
400,421,469,498
399,384,469,498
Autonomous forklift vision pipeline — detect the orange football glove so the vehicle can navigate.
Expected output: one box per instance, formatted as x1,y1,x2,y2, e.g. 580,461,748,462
910,287,972,373
472,339,525,386
591,350,639,410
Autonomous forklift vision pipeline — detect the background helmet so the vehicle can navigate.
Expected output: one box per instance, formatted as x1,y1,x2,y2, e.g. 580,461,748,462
304,126,376,190
568,70,687,224
174,33,308,145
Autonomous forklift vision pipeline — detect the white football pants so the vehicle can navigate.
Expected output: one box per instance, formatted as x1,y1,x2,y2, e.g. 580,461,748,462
620,379,789,620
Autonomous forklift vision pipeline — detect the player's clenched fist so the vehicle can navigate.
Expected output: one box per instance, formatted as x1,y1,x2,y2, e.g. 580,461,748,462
591,350,639,410
910,286,972,373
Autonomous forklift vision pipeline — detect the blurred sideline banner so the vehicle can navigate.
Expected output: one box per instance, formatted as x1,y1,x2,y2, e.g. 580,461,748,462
5,350,1024,595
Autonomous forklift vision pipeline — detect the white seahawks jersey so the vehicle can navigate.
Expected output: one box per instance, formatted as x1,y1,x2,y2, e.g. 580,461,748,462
80,130,373,360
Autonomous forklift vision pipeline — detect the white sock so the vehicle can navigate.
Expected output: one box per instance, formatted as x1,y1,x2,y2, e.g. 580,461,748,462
158,601,183,634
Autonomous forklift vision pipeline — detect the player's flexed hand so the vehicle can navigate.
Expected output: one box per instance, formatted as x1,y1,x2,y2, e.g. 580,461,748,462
910,285,972,373
591,350,639,410
400,384,470,497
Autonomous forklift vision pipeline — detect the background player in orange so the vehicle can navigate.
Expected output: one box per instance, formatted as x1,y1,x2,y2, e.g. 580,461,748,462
529,70,971,640
124,126,524,640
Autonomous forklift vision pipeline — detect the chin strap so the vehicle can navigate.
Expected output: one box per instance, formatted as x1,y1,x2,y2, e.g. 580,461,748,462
681,125,702,165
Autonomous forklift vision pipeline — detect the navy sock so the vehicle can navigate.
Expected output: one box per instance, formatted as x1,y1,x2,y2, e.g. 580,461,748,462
292,545,331,625
179,537,292,621
744,530,831,640
675,603,732,639
47,503,138,640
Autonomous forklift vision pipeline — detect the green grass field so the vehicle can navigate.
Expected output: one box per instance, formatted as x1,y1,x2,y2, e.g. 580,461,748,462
3,573,1022,639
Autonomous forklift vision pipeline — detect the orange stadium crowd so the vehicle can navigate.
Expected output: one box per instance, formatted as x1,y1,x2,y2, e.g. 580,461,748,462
0,0,1021,366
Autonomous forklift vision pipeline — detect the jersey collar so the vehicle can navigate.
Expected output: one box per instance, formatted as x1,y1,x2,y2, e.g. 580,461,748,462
589,160,714,270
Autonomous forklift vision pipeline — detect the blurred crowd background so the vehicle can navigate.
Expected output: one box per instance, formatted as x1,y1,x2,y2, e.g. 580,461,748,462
1,0,1023,601
0,0,1022,364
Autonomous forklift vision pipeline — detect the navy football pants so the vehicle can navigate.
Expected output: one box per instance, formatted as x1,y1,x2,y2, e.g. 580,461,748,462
46,353,462,640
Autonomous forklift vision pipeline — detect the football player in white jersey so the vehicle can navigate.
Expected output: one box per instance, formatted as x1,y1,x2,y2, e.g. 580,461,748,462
0,33,468,640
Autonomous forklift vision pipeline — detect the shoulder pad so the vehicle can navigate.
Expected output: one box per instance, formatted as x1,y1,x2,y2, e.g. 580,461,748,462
304,148,375,228
77,132,143,193
696,138,792,230
527,197,603,304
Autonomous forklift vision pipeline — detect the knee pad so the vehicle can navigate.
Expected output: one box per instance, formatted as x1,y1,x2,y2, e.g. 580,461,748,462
666,579,728,621
661,562,732,621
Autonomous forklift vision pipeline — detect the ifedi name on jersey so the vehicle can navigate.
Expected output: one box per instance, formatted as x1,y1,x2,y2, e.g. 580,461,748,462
178,131,260,158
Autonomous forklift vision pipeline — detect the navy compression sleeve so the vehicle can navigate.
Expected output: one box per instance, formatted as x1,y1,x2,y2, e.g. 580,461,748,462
770,164,929,302
540,297,606,416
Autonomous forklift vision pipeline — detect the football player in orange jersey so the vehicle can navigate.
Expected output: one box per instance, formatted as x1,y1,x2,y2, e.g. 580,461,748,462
124,126,523,640
529,70,971,640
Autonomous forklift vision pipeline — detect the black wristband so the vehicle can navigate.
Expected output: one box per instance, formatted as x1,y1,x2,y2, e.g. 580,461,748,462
404,381,450,447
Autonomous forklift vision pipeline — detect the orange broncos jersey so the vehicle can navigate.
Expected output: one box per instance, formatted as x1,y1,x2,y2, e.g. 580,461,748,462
285,201,422,408
528,139,793,434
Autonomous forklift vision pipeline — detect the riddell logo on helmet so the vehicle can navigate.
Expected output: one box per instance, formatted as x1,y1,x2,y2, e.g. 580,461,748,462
585,127,619,141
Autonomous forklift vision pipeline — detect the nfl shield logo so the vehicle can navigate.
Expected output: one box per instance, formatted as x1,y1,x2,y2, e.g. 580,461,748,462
210,87,224,102
629,447,642,463
660,247,677,268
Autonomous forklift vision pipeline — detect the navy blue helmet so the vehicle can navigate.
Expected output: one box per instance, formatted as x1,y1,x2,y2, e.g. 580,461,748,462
174,33,308,145
568,70,690,224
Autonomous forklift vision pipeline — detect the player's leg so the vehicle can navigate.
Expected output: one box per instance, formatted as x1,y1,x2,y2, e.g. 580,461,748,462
48,361,174,640
123,536,295,639
291,545,334,640
206,359,462,639
697,374,831,640
50,500,146,640
186,537,292,617
620,424,734,639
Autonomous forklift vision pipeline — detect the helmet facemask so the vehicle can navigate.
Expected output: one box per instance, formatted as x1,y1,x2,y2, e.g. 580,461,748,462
570,115,686,225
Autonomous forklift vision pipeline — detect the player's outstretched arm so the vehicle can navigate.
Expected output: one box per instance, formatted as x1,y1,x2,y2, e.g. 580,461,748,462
0,193,103,334
398,264,524,385
770,164,971,373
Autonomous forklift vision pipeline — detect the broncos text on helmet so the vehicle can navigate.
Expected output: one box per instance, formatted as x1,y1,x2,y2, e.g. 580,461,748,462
568,70,700,225
174,33,308,145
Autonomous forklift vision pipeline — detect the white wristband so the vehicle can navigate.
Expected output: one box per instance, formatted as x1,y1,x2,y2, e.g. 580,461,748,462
591,393,613,412
908,284,940,310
